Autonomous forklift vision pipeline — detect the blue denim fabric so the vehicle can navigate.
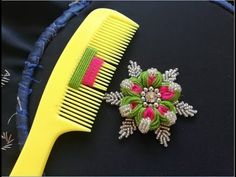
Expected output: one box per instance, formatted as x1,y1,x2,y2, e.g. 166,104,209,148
211,0,234,13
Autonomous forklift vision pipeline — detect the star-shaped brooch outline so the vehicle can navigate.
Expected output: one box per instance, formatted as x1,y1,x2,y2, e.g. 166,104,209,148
104,60,197,147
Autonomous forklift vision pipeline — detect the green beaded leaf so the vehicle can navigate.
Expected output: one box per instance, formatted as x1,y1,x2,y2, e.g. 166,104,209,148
120,96,142,106
160,82,181,103
130,77,142,86
160,101,176,112
121,88,138,97
139,71,149,88
156,102,172,124
150,108,161,130
149,71,163,88
135,107,145,125
120,77,143,97
169,91,181,102
161,82,170,86
129,104,143,118
160,116,170,124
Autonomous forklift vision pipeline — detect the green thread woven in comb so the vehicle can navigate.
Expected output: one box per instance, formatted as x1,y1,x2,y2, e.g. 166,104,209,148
69,47,97,89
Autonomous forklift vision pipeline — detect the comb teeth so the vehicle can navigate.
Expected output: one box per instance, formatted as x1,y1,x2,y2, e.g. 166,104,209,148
60,14,139,130
92,62,116,91
59,85,104,129
89,16,139,66
90,16,139,91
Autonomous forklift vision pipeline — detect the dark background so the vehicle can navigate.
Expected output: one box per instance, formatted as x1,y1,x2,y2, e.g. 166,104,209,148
1,1,234,176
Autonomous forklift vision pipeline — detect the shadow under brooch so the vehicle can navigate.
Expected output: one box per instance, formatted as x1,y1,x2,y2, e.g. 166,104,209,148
104,60,197,147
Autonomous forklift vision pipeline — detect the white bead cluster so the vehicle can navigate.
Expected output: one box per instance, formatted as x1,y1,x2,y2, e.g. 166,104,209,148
169,82,182,92
147,68,158,77
119,104,132,117
164,111,177,126
120,79,133,89
138,118,151,134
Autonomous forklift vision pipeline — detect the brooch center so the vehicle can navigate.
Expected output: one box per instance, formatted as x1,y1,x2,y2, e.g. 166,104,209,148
141,87,161,107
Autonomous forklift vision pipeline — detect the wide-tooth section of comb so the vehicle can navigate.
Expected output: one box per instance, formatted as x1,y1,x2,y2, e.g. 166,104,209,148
58,85,104,129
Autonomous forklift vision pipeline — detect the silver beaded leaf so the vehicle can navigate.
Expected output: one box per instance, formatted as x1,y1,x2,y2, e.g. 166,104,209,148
104,91,123,106
155,124,171,147
162,68,179,82
118,118,137,139
175,101,198,118
128,60,142,77
1,69,10,88
1,131,14,151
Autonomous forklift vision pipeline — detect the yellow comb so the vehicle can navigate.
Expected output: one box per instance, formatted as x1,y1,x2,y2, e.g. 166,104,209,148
10,8,139,176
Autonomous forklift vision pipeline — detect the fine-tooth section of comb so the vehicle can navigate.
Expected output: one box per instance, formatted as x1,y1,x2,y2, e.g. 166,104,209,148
87,16,139,91
90,16,138,66
10,9,139,176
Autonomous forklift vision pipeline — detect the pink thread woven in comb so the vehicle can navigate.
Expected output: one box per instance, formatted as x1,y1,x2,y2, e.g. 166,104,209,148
82,57,104,87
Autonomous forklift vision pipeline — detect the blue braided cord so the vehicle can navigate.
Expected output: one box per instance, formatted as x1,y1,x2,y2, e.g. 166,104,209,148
16,0,91,149
210,0,235,13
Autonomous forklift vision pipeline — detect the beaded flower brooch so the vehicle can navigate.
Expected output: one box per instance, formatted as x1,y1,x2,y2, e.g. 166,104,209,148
104,60,197,147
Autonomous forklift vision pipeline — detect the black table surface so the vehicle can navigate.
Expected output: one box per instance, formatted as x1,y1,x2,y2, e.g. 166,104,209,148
1,1,234,176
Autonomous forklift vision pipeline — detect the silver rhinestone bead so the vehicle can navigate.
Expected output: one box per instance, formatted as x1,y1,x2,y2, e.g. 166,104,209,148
143,102,148,107
141,96,146,101
154,102,159,107
144,87,148,92
157,98,161,102
149,86,154,91
157,93,161,97
141,91,146,96
154,88,159,93
145,91,157,103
